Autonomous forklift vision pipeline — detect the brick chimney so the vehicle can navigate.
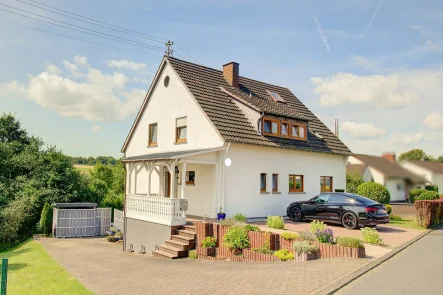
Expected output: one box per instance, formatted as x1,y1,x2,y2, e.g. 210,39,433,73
223,62,239,88
382,152,396,162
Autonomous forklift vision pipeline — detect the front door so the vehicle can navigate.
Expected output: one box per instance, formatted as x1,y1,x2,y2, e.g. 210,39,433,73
164,171,171,198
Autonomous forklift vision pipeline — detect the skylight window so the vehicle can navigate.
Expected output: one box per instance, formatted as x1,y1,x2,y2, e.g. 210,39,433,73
267,90,285,103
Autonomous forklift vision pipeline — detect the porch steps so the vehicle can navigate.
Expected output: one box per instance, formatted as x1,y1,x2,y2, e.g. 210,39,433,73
152,223,196,259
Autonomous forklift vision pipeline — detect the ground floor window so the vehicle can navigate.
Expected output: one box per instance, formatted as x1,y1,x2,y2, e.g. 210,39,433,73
186,171,195,185
320,176,333,192
272,174,279,192
260,173,267,192
289,175,304,192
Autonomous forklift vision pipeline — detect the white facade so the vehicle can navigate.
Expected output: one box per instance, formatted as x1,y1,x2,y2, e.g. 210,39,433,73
401,161,443,190
124,62,224,158
224,144,347,217
385,178,406,202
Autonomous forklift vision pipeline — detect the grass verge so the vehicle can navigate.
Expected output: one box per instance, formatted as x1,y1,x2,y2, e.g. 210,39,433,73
0,240,93,295
388,219,425,230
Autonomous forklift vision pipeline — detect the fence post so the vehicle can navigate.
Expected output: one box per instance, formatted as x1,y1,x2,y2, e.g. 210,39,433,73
1,258,8,295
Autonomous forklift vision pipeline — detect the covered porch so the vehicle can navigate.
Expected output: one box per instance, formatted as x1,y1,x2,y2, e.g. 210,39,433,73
123,148,222,226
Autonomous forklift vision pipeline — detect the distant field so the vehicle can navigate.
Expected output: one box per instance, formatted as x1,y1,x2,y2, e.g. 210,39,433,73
73,164,94,174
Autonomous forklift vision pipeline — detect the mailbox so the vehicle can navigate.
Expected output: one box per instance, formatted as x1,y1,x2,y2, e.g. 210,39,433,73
180,199,188,211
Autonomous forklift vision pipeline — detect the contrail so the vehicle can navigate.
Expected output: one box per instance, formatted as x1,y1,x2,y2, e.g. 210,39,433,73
139,6,156,13
313,15,330,52
358,0,383,41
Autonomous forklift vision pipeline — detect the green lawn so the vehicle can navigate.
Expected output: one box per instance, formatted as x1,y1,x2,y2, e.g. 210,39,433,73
389,219,425,230
0,240,93,295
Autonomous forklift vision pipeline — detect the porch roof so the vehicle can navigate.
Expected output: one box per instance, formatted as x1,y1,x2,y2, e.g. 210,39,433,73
122,147,221,163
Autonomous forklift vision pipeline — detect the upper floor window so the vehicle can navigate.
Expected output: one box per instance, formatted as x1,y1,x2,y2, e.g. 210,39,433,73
186,171,195,185
320,176,333,192
281,121,290,138
149,123,158,146
176,117,187,143
263,118,279,136
267,90,285,103
292,124,306,140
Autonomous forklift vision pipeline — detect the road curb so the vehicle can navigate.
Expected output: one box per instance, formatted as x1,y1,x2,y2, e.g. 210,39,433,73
315,227,434,295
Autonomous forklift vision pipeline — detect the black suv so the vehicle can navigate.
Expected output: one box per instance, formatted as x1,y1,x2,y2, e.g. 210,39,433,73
286,192,389,229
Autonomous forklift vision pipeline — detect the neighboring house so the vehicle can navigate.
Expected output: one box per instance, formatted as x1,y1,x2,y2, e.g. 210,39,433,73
121,56,351,252
400,160,443,191
347,153,427,202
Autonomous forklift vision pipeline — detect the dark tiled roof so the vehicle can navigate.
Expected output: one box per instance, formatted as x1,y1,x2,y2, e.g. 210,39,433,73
347,164,367,176
408,160,443,174
167,57,351,155
353,154,427,183
122,148,217,162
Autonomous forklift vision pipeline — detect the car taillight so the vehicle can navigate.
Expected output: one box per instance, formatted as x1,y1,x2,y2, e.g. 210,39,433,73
365,207,378,214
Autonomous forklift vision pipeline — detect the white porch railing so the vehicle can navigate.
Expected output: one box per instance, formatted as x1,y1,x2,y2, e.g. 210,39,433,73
125,194,187,226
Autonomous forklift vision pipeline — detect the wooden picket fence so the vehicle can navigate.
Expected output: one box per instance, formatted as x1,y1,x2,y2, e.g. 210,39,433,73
53,208,111,238
113,209,124,233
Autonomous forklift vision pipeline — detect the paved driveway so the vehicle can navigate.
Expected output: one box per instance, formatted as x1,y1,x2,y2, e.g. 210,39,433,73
39,238,370,295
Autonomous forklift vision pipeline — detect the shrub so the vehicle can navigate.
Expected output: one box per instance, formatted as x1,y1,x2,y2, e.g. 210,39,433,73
361,227,383,245
314,228,334,243
336,237,364,248
417,190,439,201
189,250,198,259
244,224,260,232
232,213,247,222
425,185,439,193
280,232,300,240
299,230,316,241
273,249,294,261
310,220,326,234
267,216,285,229
415,199,443,228
223,226,250,250
357,182,390,204
219,218,245,228
389,214,402,221
201,236,217,248
39,202,53,235
385,204,392,215
114,230,123,239
293,241,320,254
409,189,426,203
106,236,117,242
346,171,364,194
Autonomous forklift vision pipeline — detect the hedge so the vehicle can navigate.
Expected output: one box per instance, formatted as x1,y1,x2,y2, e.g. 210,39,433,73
425,185,439,193
416,190,439,201
415,200,443,228
357,182,390,204
409,189,426,203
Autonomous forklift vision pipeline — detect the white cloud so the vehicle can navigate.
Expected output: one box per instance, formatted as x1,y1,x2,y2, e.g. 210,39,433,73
74,55,89,67
47,65,61,75
0,56,145,121
91,125,101,132
409,24,424,30
392,133,423,145
312,67,443,108
341,121,386,138
0,81,26,98
423,111,443,130
350,55,378,71
105,60,147,71
313,15,330,52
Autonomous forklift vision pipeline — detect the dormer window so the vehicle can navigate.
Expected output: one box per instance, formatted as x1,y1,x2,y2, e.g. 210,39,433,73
267,90,285,103
281,121,290,138
263,118,280,136
292,123,306,140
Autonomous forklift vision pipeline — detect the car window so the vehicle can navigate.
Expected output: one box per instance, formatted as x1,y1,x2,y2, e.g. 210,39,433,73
350,194,378,205
313,194,330,204
328,195,352,204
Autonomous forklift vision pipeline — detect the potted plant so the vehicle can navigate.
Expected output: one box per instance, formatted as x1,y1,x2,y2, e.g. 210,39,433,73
217,207,226,220
199,236,217,257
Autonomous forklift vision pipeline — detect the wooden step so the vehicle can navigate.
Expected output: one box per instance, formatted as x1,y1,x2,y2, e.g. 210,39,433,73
177,229,196,239
152,250,179,259
184,225,196,232
159,245,185,257
165,239,190,251
171,235,195,248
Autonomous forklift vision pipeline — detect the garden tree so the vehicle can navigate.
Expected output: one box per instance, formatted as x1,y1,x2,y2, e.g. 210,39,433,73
0,113,88,243
39,202,53,235
346,171,364,194
438,155,443,163
399,149,436,162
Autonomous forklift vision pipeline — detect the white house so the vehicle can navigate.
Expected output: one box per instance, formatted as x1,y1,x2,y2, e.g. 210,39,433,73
347,153,427,202
120,56,351,253
400,160,443,192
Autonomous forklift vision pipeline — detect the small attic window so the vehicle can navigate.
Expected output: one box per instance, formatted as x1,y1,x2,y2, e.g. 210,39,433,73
267,90,285,103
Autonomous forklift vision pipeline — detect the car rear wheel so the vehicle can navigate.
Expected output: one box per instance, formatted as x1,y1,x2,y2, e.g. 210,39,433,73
342,212,358,230
289,206,303,222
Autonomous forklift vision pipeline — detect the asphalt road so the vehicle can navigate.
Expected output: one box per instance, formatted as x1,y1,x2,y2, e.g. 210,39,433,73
336,225,443,295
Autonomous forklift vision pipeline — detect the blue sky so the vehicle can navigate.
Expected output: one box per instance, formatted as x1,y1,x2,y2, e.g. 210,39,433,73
1,0,443,158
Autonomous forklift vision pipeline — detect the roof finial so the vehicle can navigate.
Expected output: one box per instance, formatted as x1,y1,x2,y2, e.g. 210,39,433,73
165,40,174,57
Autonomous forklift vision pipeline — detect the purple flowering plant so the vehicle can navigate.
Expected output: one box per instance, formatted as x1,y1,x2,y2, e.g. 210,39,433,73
315,228,334,243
